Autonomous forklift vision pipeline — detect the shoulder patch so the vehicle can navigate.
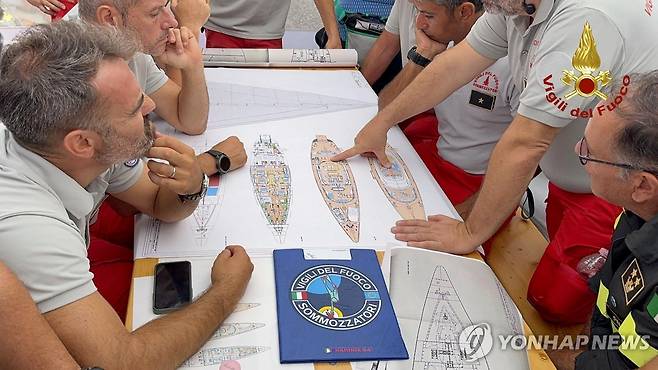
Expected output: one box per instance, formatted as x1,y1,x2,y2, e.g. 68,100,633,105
469,90,496,110
622,258,644,305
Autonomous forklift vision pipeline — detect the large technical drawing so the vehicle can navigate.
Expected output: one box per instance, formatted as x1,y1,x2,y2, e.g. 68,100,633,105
181,346,270,367
310,135,360,242
206,82,373,129
414,266,488,370
369,145,426,220
250,135,291,243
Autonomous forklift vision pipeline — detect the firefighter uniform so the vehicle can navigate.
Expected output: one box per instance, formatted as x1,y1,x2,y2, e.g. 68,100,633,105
576,211,658,369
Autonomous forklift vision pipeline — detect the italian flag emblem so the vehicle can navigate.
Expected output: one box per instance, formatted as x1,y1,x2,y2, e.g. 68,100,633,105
291,291,308,300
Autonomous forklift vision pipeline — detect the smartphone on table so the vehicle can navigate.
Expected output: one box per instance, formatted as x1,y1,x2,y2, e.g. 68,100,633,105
153,261,192,315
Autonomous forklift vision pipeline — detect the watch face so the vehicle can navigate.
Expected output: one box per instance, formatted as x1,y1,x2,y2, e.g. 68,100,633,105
219,154,231,173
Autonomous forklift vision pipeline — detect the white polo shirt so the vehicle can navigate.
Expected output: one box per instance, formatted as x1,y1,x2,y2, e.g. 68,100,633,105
128,52,168,96
466,0,658,192
385,0,517,174
0,125,144,313
205,0,292,40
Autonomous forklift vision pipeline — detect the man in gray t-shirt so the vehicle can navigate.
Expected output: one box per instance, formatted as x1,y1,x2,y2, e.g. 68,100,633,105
335,0,658,325
205,0,341,49
0,22,253,368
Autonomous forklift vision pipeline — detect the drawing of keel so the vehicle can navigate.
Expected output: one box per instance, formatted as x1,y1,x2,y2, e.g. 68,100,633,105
311,135,360,242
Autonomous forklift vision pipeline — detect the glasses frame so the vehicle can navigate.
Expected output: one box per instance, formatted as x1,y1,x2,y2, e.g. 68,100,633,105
578,137,658,176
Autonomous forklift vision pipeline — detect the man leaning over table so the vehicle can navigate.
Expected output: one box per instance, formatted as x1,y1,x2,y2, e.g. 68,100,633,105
333,0,658,325
0,21,253,369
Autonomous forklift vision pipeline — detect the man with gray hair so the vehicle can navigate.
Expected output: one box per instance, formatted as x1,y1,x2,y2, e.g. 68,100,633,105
0,21,253,368
79,0,209,136
545,72,658,369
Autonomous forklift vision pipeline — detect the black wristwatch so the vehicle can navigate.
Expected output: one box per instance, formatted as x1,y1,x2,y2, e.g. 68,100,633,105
407,46,432,68
179,173,209,203
205,149,231,175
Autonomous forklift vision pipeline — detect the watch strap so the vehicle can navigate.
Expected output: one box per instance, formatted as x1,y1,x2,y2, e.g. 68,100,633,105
178,173,209,203
407,46,432,68
205,149,231,175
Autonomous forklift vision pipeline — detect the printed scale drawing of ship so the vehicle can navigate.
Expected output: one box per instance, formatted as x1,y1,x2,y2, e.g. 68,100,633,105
182,346,270,367
311,135,360,242
413,266,485,370
250,135,292,243
191,174,223,248
369,145,425,220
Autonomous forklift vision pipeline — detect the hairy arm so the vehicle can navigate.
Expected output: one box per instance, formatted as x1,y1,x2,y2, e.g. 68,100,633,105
464,115,560,248
377,40,493,129
0,263,79,370
44,246,252,370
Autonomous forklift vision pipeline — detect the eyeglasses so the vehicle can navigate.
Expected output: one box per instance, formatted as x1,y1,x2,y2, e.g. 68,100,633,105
578,137,658,176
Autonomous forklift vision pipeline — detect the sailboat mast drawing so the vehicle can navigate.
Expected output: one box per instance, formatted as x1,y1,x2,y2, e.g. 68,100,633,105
191,174,223,248
369,145,425,220
250,135,292,243
310,135,360,242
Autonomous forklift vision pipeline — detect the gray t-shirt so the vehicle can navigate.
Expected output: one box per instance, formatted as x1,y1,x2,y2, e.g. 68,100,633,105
0,126,144,313
466,0,658,192
386,0,517,174
205,0,292,40
128,52,169,96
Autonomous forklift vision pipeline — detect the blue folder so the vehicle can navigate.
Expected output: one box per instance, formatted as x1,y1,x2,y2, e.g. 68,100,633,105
273,248,408,363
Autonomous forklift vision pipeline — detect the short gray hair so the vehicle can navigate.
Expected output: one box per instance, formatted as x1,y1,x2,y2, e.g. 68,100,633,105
0,21,138,151
423,0,484,13
612,71,658,176
79,0,139,21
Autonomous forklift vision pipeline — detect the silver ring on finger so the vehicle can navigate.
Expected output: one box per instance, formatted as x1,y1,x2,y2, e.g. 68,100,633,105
44,5,50,11
169,166,176,179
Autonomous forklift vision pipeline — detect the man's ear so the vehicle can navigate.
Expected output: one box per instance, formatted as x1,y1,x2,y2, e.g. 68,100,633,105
62,129,101,160
457,2,476,21
96,5,123,27
631,172,658,204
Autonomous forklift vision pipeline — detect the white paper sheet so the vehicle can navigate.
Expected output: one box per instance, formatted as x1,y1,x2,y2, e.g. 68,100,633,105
131,256,313,370
135,107,457,258
386,247,529,370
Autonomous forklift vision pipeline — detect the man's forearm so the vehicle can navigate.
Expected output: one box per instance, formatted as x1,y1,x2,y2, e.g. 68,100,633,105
464,118,556,247
178,61,209,135
378,62,424,110
314,0,340,44
377,41,493,130
124,285,231,369
152,186,199,223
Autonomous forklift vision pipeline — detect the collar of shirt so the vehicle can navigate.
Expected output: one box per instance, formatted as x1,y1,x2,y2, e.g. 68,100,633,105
621,210,658,265
511,0,555,36
5,131,94,220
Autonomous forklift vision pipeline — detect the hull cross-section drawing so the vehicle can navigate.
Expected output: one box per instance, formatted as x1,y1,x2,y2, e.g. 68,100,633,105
191,174,223,248
369,145,425,220
311,135,360,242
250,135,292,242
413,266,489,370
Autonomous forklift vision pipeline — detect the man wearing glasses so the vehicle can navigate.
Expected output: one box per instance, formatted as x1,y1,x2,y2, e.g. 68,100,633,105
546,72,658,369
